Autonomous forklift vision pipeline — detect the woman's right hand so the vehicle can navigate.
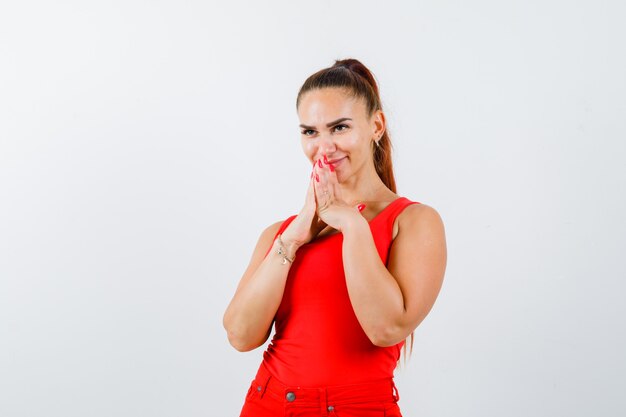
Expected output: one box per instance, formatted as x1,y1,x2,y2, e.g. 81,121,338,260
223,158,326,351
279,159,327,252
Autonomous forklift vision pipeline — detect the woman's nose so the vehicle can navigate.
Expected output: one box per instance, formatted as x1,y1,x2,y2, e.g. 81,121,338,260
317,135,336,155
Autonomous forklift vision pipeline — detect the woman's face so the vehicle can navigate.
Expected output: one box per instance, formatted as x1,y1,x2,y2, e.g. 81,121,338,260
297,88,384,182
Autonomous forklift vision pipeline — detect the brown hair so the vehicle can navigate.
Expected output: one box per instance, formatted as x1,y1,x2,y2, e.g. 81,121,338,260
296,58,396,194
296,58,414,366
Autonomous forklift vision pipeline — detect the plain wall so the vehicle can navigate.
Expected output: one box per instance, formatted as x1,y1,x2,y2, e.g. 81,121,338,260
1,1,625,416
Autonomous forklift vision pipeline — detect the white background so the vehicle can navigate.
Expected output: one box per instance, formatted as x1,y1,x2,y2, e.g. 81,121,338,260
1,1,625,416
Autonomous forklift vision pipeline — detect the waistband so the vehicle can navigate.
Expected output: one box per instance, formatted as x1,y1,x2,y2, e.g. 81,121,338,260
252,361,400,410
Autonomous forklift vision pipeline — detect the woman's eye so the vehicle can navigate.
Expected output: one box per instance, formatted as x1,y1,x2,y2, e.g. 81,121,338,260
301,125,348,136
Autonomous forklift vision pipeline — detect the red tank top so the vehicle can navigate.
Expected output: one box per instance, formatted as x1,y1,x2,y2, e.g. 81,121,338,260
260,197,421,387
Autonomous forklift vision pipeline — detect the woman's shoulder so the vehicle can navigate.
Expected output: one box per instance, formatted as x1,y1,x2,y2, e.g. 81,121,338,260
396,198,445,234
397,196,441,217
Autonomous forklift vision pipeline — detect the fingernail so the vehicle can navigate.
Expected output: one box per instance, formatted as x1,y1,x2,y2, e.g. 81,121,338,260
323,155,329,164
329,164,335,173
357,204,366,212
310,171,314,179
318,159,323,168
315,174,319,182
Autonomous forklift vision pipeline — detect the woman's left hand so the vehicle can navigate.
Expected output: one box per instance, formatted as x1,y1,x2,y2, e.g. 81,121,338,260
313,155,365,231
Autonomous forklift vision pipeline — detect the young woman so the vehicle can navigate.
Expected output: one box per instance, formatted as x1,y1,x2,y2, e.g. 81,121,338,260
223,58,447,417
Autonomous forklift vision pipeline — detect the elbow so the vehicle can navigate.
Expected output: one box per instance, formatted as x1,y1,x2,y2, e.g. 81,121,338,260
370,334,400,348
223,314,266,352
226,331,258,352
369,311,429,347
223,321,259,352
368,324,409,348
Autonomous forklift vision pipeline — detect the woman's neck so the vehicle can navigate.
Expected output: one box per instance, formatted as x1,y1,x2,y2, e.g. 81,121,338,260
337,166,395,206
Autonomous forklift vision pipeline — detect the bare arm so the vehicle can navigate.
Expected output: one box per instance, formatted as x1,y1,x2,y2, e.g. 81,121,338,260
341,203,447,346
223,175,327,351
222,220,298,352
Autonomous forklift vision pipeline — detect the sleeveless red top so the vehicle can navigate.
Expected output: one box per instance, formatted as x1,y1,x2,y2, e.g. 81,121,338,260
260,197,421,387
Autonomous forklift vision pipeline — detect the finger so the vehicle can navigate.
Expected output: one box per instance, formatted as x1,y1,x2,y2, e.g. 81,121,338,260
305,176,316,206
312,170,324,208
316,178,333,212
313,163,324,196
311,161,324,205
317,159,335,198
313,182,324,210
325,158,338,181
320,155,339,198
322,154,335,174
313,177,330,212
319,162,341,204
324,155,339,189
320,159,330,182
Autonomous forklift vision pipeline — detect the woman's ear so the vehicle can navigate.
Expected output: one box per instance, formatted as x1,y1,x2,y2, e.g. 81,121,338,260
371,109,386,138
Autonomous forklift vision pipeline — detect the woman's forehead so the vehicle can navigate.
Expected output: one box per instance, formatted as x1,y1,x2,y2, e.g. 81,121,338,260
298,89,366,123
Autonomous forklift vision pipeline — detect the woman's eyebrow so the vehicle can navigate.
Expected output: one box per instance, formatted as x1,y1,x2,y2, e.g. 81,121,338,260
299,117,352,130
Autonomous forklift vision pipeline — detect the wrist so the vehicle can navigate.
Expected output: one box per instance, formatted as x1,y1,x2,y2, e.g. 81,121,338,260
277,232,302,254
340,211,369,234
275,234,298,265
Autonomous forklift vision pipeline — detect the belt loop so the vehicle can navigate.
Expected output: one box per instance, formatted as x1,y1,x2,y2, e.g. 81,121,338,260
391,379,400,402
319,387,329,416
258,373,272,399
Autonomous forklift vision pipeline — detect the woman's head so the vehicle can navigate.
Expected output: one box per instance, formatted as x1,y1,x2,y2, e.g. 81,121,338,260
296,59,396,193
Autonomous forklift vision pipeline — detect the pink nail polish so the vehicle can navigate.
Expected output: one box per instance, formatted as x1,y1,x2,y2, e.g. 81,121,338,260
323,155,329,164
357,204,366,212
315,174,319,182
329,164,335,173
318,159,323,168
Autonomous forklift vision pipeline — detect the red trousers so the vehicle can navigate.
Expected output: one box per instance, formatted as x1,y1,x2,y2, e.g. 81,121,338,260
239,362,403,417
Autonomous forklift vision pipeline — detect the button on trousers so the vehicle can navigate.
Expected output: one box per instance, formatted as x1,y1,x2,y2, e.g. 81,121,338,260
238,362,403,417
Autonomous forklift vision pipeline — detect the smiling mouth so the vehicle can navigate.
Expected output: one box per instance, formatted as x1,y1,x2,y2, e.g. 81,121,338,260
328,157,346,165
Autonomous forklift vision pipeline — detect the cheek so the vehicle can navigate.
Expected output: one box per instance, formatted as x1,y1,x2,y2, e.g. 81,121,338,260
302,141,316,159
343,134,362,149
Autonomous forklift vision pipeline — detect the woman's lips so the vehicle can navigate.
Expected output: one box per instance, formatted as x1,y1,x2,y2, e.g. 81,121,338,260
328,156,346,165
